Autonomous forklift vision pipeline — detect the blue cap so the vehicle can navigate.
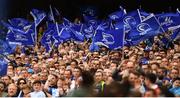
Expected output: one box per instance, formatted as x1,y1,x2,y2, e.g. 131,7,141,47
28,68,34,74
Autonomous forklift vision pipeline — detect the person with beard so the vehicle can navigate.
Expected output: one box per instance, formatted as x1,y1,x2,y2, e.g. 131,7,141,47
6,83,20,97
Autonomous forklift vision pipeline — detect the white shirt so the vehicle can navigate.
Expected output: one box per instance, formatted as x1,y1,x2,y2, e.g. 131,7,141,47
30,91,46,98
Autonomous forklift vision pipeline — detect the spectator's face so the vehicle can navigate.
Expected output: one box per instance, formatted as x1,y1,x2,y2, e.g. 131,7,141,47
73,68,81,78
173,80,180,88
154,36,159,43
170,69,179,79
70,62,77,68
128,73,138,85
2,76,11,85
142,65,150,74
8,84,18,97
33,83,41,92
95,72,103,83
57,79,65,88
19,80,26,89
7,65,13,72
0,83,5,92
161,58,169,66
110,63,117,71
126,62,134,71
149,51,154,59
64,71,71,79
48,75,57,86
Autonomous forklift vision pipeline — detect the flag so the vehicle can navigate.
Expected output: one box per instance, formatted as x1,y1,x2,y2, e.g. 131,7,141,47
30,9,46,26
108,9,126,22
126,14,164,46
92,28,124,50
157,13,180,31
0,39,16,55
48,5,61,23
8,18,31,31
0,56,8,76
137,9,150,22
41,24,55,52
123,10,142,33
6,24,35,46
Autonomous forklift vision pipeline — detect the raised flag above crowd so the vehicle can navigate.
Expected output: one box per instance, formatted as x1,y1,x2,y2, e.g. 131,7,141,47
0,6,180,52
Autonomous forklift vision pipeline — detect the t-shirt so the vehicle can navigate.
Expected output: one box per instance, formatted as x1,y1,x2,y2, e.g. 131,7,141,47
29,91,46,98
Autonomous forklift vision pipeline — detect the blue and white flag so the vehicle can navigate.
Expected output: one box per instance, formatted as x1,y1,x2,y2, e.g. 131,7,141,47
0,39,16,55
41,24,55,52
108,8,126,21
30,9,46,26
123,10,142,33
8,18,31,31
0,56,8,76
157,13,180,31
126,14,164,46
48,5,61,23
6,24,35,46
92,28,124,50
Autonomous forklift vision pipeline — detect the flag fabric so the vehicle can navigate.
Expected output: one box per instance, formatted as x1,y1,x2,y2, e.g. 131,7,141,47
6,24,35,46
0,56,8,76
30,9,46,26
126,14,164,46
8,18,31,30
0,39,16,55
157,13,180,31
108,9,125,22
48,5,61,23
92,28,124,50
41,24,55,52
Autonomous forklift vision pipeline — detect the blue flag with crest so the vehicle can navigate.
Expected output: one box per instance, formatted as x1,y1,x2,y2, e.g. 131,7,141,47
92,28,124,50
157,13,180,31
0,39,16,55
126,14,164,46
6,24,35,46
8,18,31,31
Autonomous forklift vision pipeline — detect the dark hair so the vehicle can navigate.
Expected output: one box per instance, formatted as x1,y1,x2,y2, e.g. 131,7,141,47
0,81,6,90
17,78,27,85
71,59,78,65
32,80,42,85
145,73,157,84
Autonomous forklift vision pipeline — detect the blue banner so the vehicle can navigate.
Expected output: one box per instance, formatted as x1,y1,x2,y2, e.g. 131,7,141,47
30,9,46,26
92,28,124,50
8,18,31,31
0,56,8,76
126,14,164,46
6,24,35,46
157,13,180,31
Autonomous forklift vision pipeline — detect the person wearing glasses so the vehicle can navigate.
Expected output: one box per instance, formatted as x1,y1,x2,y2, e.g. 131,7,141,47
16,78,27,97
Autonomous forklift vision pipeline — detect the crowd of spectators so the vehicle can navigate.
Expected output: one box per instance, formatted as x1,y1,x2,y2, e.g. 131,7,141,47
0,17,180,97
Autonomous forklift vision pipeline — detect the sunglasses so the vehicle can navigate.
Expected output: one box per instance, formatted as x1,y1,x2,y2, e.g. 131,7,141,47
19,82,26,84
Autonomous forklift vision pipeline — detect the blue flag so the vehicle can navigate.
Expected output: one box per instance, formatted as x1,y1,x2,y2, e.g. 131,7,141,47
126,14,164,46
48,5,61,23
123,10,142,33
137,9,150,22
8,18,31,31
82,25,94,39
157,13,180,31
41,24,55,52
30,9,46,26
92,28,124,50
0,39,16,55
0,56,8,76
108,9,125,22
6,24,35,46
